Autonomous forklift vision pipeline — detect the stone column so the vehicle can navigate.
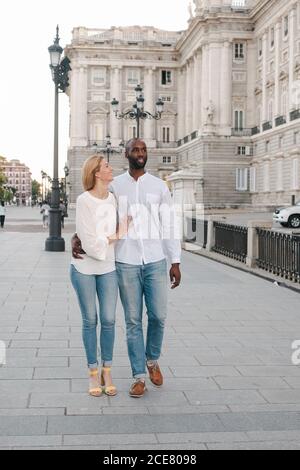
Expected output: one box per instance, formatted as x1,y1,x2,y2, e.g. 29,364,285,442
144,67,156,148
177,69,185,140
289,7,297,119
220,41,232,135
185,60,193,135
274,22,281,118
208,42,221,127
201,44,209,128
246,221,273,268
70,65,88,147
247,42,257,129
110,66,121,145
193,51,202,132
262,32,268,123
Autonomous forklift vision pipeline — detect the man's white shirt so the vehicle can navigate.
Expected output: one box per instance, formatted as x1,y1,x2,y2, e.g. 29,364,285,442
110,171,182,266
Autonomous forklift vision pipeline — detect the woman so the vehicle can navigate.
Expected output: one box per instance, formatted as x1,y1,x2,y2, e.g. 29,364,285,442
0,201,6,228
71,154,130,397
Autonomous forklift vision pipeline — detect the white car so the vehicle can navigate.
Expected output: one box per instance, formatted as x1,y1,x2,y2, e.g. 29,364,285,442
273,201,300,228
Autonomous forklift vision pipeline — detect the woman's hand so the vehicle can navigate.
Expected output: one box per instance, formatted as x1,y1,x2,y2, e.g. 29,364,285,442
108,216,132,244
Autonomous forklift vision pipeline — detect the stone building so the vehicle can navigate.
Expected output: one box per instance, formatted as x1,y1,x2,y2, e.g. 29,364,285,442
0,159,32,205
65,0,300,211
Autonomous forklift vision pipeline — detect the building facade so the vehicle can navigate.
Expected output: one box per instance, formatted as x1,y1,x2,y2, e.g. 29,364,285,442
0,159,32,205
65,0,300,210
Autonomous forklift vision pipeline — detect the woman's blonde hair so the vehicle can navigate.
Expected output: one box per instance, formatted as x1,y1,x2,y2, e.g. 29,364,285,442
82,154,105,191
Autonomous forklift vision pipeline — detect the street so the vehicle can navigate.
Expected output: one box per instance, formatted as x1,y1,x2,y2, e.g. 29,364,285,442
0,208,300,449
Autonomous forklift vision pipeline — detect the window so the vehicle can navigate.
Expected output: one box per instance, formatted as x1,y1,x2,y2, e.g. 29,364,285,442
93,123,104,142
270,27,275,48
284,16,289,37
163,156,172,164
277,159,284,191
258,38,263,58
266,140,270,153
237,146,252,156
292,159,299,190
236,168,248,191
128,126,137,139
127,69,140,86
234,43,244,60
161,96,172,102
282,92,287,116
162,127,170,143
250,167,257,193
268,100,273,122
264,163,270,192
161,70,172,86
234,110,244,130
92,68,106,86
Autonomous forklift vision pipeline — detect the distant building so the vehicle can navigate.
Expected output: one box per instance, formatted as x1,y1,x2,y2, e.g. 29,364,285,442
0,159,32,205
65,0,300,210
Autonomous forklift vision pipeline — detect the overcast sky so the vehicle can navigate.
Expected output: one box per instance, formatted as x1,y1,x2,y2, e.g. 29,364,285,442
0,0,189,181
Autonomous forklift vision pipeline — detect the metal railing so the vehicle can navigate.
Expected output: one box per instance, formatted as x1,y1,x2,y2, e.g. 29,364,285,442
290,109,300,122
213,222,248,263
275,115,286,127
262,121,273,131
257,229,300,283
251,126,260,135
231,128,253,137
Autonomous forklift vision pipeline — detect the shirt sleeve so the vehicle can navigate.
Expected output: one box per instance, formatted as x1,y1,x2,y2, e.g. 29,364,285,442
159,187,182,265
76,197,109,262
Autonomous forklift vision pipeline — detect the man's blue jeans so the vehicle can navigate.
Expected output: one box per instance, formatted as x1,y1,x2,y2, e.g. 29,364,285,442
70,265,118,369
116,259,168,379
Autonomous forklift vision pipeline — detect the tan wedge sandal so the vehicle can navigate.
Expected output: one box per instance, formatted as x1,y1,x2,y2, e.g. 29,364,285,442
89,369,102,397
101,367,118,396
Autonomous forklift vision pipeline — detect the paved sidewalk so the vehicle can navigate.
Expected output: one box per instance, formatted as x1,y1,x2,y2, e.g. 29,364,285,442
1,230,300,450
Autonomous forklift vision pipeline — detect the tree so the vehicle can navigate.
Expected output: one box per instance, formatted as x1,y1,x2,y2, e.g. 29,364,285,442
31,180,41,203
0,167,7,201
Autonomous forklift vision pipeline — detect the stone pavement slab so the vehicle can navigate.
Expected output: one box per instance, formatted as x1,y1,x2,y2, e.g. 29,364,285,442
1,228,300,449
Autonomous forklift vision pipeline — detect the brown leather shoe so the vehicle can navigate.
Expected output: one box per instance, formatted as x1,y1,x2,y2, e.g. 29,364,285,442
129,380,147,398
147,362,163,387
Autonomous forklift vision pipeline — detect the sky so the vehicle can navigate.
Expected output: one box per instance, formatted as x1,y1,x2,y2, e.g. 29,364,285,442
0,0,190,182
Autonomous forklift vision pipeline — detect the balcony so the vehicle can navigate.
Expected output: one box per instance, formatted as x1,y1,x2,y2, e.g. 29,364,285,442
275,115,286,127
251,126,260,136
290,109,300,122
262,121,273,132
156,141,177,149
231,128,252,137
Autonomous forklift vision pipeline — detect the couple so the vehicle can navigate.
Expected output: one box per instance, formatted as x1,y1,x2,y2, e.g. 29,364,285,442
71,139,182,398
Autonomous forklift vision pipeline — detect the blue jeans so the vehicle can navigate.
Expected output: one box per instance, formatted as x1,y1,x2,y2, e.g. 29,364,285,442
116,259,168,379
70,265,118,369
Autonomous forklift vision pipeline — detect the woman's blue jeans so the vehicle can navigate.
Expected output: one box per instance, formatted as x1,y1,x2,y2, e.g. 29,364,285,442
116,259,168,379
70,265,118,369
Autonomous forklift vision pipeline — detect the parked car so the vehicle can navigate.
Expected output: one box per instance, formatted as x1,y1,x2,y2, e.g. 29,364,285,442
273,201,300,228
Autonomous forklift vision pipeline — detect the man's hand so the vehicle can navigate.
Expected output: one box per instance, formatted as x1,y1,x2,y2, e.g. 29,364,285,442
71,233,85,259
170,263,181,289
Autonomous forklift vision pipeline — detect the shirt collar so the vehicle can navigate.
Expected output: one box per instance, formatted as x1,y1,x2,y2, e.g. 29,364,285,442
126,170,148,182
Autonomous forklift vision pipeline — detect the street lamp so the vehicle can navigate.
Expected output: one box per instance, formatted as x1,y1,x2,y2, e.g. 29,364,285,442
111,84,164,139
92,135,124,164
45,26,71,252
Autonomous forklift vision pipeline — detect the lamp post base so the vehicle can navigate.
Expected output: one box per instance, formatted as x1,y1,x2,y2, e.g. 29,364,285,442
45,208,65,252
45,237,65,252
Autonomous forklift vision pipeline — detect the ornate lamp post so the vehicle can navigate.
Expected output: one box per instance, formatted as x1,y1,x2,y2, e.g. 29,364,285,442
45,26,71,252
92,135,124,163
111,84,164,139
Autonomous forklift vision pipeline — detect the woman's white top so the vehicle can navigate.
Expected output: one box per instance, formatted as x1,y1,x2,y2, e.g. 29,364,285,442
71,191,117,275
0,206,6,216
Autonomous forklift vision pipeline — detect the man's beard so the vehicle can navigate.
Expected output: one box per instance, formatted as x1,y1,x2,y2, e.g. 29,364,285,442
128,157,147,169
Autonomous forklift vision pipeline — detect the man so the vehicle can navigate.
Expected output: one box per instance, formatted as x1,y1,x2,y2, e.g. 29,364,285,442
73,139,182,397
